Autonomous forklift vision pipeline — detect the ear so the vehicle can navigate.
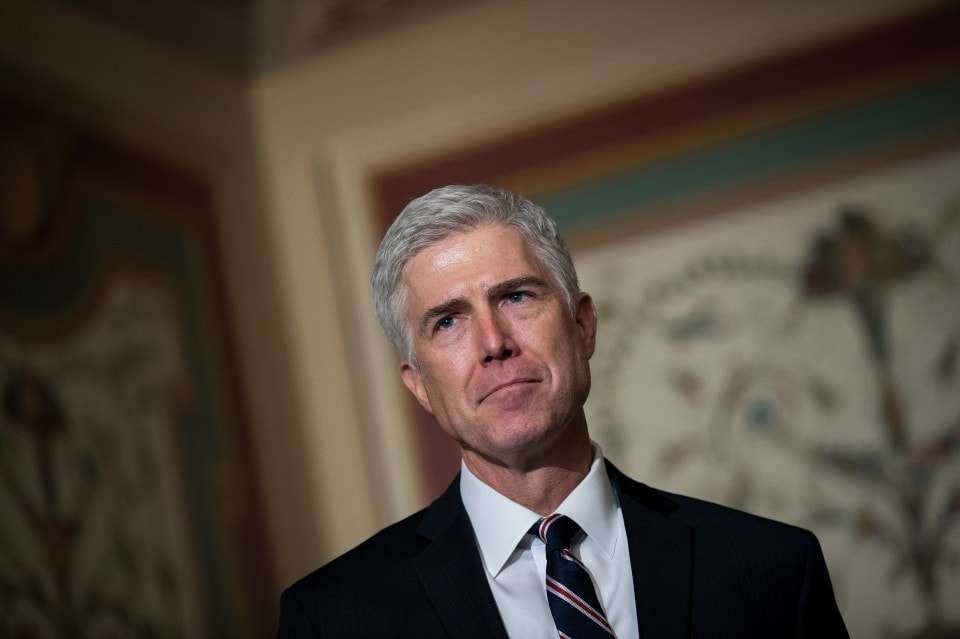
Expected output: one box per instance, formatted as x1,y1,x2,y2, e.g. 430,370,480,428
574,292,598,359
400,362,434,415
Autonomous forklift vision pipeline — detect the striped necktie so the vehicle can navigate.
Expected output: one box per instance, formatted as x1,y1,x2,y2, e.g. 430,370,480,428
532,514,616,638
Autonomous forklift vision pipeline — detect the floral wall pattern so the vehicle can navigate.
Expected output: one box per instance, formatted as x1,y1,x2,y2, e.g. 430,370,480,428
0,98,271,638
0,284,198,638
580,149,960,638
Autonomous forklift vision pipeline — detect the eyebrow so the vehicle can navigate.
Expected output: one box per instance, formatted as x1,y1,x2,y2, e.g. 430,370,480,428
419,298,469,336
487,275,549,301
418,275,550,336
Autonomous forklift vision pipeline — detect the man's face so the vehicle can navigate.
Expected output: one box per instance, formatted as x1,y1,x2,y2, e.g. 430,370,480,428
399,224,597,468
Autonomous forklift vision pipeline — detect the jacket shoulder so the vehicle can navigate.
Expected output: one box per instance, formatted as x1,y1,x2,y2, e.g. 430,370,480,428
647,484,846,636
610,461,816,549
611,463,823,582
278,506,434,638
284,505,429,597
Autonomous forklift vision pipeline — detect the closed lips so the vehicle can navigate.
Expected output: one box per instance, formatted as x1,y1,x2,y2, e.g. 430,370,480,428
479,378,540,403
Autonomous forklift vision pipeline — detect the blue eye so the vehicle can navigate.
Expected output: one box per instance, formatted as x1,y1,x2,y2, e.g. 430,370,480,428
506,291,528,304
435,316,456,331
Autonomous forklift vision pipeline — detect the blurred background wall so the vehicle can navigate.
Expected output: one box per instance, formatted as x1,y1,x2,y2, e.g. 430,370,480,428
1,1,956,637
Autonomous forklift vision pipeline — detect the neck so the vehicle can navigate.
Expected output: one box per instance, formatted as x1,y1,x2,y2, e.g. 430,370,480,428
461,424,594,516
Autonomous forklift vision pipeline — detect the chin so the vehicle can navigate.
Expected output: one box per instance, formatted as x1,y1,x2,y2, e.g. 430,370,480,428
481,416,562,456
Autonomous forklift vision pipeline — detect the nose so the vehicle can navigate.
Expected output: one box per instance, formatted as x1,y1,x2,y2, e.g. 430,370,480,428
477,310,516,364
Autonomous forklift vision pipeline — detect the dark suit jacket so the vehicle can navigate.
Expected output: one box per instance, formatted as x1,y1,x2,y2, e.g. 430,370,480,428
279,461,848,638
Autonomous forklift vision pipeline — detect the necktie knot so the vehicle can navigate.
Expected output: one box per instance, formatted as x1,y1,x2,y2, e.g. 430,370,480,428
531,514,584,552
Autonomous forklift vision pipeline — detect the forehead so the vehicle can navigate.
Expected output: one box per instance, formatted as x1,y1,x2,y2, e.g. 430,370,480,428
403,225,542,304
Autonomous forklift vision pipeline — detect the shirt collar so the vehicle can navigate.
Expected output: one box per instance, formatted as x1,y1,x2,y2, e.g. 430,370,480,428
460,444,620,578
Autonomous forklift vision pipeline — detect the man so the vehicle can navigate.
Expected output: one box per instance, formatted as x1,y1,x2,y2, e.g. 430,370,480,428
279,185,848,638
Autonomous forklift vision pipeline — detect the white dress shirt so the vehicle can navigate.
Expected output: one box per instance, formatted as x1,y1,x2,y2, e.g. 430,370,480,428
460,446,639,639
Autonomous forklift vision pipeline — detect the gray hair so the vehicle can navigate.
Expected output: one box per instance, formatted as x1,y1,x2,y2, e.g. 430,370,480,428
372,184,580,364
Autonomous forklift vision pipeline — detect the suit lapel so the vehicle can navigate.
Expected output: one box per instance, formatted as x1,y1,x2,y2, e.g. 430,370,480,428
414,476,508,639
608,461,693,639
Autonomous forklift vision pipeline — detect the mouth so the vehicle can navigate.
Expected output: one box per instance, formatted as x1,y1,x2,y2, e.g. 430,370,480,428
479,378,541,404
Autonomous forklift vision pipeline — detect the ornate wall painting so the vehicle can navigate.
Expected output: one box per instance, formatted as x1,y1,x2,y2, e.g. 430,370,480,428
577,149,960,639
0,282,200,638
368,5,960,638
0,99,272,638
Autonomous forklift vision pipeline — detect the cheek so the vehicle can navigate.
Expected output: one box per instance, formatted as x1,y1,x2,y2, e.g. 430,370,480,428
551,334,590,386
420,354,473,405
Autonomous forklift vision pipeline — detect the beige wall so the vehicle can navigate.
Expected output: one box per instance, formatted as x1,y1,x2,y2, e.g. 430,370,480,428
1,0,934,596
